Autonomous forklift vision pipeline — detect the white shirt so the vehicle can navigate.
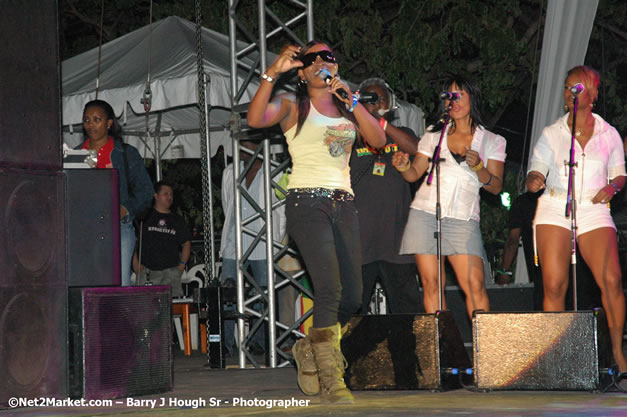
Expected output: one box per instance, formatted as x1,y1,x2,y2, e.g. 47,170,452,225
410,125,507,221
220,162,286,260
528,113,626,206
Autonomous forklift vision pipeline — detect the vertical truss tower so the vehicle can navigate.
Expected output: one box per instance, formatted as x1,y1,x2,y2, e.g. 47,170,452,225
227,0,314,369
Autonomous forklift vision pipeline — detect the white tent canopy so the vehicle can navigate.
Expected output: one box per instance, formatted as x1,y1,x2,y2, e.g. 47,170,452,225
62,16,425,160
62,16,265,159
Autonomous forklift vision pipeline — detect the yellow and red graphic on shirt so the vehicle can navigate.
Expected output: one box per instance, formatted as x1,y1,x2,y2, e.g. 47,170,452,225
324,123,356,157
355,143,398,157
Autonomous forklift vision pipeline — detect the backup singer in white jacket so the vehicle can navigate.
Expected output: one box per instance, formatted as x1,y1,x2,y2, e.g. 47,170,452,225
526,65,626,375
392,75,506,319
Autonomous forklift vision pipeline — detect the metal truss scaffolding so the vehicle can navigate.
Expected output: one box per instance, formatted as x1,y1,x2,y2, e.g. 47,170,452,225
227,0,314,369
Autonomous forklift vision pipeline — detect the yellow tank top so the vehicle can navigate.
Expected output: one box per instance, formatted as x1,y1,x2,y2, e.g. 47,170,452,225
284,102,356,193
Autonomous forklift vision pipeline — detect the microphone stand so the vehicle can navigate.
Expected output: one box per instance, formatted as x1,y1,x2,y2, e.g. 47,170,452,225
426,109,450,311
564,95,579,311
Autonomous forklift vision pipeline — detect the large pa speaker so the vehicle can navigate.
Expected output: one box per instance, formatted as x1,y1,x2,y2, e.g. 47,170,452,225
0,0,61,169
68,286,172,400
0,169,67,405
445,284,535,348
65,169,120,287
472,310,612,391
341,311,471,390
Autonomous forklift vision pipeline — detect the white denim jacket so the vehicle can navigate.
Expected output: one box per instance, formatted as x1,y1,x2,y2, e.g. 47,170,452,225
410,125,507,221
528,113,625,206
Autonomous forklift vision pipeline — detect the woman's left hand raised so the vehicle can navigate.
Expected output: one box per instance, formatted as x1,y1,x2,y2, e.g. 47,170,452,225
592,185,615,204
465,147,482,169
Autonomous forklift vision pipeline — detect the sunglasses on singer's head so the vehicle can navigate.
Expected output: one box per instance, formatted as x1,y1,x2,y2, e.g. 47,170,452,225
300,50,336,68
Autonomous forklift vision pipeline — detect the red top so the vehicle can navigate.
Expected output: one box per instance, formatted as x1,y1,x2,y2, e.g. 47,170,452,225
82,137,114,168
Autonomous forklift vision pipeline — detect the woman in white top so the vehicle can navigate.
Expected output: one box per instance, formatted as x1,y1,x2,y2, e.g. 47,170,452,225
247,41,385,404
526,66,626,374
392,76,506,319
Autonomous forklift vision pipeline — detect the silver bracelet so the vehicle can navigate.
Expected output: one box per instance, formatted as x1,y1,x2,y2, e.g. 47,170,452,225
261,72,276,84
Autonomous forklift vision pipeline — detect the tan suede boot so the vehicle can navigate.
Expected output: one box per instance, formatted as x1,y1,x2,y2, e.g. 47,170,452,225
309,323,354,404
292,335,319,395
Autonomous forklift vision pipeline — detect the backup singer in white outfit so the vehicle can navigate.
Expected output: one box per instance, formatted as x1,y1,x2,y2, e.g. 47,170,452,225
392,75,506,319
526,65,627,374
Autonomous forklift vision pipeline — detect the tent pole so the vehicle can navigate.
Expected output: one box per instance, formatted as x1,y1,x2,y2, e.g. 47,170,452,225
203,72,217,282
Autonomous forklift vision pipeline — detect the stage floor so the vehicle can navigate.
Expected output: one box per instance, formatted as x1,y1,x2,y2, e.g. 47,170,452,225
3,349,626,417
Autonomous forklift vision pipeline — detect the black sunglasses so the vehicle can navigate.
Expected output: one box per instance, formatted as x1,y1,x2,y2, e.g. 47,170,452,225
300,50,336,68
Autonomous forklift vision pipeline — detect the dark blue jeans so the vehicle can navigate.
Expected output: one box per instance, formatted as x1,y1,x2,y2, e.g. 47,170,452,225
286,192,363,328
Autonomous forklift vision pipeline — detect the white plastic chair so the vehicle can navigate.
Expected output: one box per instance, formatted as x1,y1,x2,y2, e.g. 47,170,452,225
182,264,206,293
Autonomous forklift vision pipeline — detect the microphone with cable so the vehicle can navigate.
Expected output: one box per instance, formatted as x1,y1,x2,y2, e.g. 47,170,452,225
358,91,379,104
570,83,584,95
440,91,461,101
318,68,349,99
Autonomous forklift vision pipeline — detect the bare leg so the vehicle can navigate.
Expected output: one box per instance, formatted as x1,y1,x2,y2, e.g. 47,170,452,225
448,254,489,318
415,254,446,313
536,225,571,311
579,227,627,373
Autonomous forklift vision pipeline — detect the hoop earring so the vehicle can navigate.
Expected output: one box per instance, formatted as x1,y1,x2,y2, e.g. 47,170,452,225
298,78,307,87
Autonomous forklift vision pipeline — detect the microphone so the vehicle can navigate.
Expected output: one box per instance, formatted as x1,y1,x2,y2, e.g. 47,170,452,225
318,69,349,99
570,83,584,95
440,91,461,101
358,91,379,104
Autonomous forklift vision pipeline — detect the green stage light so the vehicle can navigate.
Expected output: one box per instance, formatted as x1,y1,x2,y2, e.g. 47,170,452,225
501,192,511,210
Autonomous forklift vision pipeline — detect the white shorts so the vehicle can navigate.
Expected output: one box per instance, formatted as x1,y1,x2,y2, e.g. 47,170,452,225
533,195,616,235
532,195,616,265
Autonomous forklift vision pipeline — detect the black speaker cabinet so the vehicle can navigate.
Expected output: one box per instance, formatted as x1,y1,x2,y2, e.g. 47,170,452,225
65,169,120,287
0,169,67,405
0,0,61,169
341,311,471,390
472,310,612,391
69,286,172,400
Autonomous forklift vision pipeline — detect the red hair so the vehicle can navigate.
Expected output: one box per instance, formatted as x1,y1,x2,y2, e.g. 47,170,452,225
567,65,600,103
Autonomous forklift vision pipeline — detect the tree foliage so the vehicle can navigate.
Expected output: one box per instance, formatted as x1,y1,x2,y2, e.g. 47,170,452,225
59,0,626,245
60,0,626,161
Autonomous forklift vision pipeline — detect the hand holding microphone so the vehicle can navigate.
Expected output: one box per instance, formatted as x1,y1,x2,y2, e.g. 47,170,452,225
318,68,350,101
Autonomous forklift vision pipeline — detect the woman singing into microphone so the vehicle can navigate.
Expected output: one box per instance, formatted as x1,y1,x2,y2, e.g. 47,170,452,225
247,41,385,404
526,66,626,376
392,75,506,319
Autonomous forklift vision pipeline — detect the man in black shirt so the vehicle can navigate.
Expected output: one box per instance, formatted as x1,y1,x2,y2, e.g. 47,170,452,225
133,181,192,297
351,78,422,314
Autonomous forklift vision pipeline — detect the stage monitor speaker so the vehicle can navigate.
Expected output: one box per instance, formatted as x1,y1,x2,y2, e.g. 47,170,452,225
65,169,120,287
445,284,535,347
0,169,67,405
472,310,612,391
0,1,62,169
341,311,471,390
69,286,172,400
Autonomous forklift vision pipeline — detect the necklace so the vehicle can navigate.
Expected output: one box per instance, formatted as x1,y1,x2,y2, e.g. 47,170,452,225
575,128,583,137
